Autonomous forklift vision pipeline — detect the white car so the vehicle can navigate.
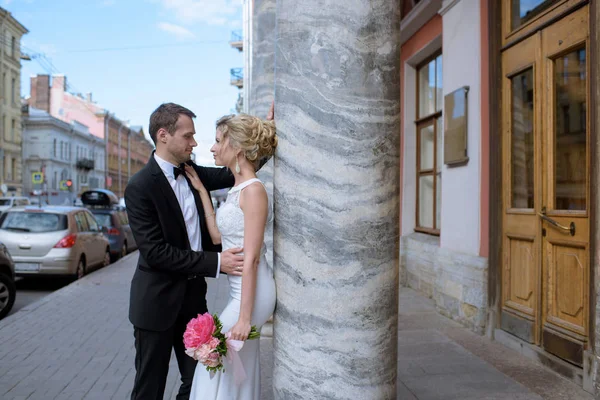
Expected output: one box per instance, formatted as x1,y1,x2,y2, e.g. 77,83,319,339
0,206,110,279
0,197,30,213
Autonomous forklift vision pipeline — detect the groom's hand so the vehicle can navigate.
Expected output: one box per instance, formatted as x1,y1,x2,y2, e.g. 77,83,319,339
221,247,244,276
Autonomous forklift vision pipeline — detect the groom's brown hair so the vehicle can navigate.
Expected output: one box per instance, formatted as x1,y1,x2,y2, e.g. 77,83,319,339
149,103,196,145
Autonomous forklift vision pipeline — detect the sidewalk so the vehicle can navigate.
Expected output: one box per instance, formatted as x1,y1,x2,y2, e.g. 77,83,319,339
0,252,594,399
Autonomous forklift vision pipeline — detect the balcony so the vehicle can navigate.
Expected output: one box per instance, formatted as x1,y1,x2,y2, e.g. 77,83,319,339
230,68,243,88
76,158,95,171
229,30,243,52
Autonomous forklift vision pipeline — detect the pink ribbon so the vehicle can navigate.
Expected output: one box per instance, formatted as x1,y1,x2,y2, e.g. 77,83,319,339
225,332,247,385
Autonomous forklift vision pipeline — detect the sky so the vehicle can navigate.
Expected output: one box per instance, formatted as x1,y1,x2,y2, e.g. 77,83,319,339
5,0,243,166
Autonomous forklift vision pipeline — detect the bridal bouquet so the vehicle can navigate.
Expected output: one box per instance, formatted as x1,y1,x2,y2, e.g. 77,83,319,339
183,313,260,381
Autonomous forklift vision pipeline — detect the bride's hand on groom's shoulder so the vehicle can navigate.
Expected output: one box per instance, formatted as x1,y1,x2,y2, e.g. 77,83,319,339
220,247,244,276
229,319,252,341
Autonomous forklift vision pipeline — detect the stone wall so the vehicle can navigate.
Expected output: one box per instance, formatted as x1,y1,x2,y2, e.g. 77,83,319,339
401,233,488,334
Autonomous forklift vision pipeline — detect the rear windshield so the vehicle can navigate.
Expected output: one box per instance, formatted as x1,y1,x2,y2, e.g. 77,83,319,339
93,213,113,227
0,211,68,233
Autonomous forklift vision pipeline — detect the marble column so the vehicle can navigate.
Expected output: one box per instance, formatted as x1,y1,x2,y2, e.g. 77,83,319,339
249,0,276,268
272,1,401,398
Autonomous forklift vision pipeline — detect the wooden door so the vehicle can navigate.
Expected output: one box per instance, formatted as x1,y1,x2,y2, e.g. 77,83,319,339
501,5,590,366
540,6,589,367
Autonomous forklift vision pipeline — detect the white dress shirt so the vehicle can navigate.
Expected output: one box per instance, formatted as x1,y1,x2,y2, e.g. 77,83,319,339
154,153,220,277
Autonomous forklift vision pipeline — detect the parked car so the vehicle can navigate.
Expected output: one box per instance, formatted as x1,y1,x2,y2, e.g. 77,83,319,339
0,241,16,319
0,197,30,213
81,189,137,261
0,206,110,279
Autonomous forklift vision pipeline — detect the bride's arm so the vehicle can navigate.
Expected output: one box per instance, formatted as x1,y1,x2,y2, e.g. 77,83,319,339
228,182,268,341
184,165,222,245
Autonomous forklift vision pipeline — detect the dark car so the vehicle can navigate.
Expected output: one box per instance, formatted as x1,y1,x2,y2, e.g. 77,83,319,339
0,241,16,319
81,189,137,261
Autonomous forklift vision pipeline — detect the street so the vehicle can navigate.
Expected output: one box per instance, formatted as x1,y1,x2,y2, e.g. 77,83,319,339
0,252,593,399
8,277,70,316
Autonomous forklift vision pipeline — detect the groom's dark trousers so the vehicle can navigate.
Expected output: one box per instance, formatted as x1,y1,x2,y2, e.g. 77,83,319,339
125,155,234,400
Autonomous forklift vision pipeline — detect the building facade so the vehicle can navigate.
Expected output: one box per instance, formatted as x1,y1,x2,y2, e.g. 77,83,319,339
28,74,154,198
0,8,27,196
235,0,600,395
22,106,106,204
400,0,600,394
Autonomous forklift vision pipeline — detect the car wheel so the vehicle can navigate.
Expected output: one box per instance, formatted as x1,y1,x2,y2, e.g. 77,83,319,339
76,258,86,280
103,250,111,267
121,243,127,258
0,273,16,320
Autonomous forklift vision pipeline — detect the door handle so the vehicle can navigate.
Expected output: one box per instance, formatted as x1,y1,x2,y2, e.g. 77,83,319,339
538,212,575,236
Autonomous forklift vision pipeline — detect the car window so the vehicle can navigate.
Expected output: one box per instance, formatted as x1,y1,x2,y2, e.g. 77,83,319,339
0,211,68,233
93,213,113,227
85,212,99,232
17,199,29,206
74,212,89,232
0,199,10,206
118,211,128,225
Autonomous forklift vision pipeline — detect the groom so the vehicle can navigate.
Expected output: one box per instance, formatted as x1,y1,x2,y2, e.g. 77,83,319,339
125,103,243,399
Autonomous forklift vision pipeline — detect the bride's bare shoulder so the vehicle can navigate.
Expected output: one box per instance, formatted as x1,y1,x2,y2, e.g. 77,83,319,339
239,181,267,210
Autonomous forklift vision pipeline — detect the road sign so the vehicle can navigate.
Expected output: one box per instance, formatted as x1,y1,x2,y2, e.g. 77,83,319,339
32,172,44,184
59,180,69,190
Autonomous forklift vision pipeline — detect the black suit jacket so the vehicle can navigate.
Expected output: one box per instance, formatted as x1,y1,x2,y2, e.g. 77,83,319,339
125,154,234,331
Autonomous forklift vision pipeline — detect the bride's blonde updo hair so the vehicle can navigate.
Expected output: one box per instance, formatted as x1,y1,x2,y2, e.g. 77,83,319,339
216,113,278,171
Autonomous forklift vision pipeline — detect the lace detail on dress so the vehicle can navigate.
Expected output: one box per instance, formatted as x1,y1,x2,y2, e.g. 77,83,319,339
216,178,272,257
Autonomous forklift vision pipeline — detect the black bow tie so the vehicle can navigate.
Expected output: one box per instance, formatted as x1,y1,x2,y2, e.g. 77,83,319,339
173,163,186,179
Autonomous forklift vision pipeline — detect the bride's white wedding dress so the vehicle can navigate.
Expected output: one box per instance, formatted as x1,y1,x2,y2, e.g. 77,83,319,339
190,178,276,400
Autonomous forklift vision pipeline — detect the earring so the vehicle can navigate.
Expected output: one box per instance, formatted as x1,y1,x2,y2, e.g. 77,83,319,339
235,158,240,174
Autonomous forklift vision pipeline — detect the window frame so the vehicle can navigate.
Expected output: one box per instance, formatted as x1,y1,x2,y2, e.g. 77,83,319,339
415,51,442,235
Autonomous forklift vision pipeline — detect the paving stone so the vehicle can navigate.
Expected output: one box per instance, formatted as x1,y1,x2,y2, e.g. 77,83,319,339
0,255,594,399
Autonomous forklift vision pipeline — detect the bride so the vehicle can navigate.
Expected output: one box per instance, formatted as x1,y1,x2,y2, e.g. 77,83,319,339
185,113,277,400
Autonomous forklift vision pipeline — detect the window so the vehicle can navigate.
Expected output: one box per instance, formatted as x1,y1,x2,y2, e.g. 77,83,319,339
2,73,5,104
118,211,129,225
53,139,57,157
5,156,11,181
85,212,99,232
60,141,64,159
10,36,15,58
54,171,58,189
401,0,423,20
0,212,68,233
11,78,15,106
74,212,89,232
11,158,16,181
10,119,15,142
510,0,557,31
416,53,443,233
93,213,113,228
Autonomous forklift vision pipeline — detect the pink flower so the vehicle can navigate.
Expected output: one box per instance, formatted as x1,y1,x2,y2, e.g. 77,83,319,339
196,344,214,363
183,313,216,349
209,337,220,349
205,351,221,368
